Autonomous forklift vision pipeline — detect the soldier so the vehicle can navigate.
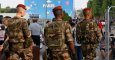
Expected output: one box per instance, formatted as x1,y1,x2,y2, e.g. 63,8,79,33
76,8,102,60
6,4,33,60
44,6,77,60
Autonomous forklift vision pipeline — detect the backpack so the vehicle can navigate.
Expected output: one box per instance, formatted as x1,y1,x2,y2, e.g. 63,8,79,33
44,21,66,49
76,21,98,44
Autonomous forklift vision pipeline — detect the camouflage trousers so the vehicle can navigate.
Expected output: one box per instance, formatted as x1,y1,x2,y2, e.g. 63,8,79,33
81,44,97,60
8,43,33,60
51,50,71,60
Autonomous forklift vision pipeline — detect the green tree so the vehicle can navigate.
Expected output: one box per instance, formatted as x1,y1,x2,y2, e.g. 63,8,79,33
101,0,108,16
87,0,102,17
62,11,72,21
87,0,93,8
0,6,16,13
110,0,115,18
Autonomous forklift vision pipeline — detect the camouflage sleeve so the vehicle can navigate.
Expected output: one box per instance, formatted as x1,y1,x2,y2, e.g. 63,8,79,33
44,27,48,44
94,22,102,41
65,23,74,42
22,19,32,48
22,19,30,37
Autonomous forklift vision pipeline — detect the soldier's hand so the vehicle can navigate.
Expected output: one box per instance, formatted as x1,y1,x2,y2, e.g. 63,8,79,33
29,42,34,50
73,54,78,60
0,45,3,51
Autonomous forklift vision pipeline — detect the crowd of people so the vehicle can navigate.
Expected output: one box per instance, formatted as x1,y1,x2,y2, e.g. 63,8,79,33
0,4,114,60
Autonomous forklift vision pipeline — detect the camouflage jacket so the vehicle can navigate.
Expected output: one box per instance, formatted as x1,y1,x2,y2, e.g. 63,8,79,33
44,20,73,51
6,17,32,48
76,20,102,44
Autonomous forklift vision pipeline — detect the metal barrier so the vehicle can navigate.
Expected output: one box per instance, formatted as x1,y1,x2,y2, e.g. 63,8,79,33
105,6,115,60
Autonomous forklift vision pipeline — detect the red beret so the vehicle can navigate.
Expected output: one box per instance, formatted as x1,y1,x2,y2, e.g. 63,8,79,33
53,6,62,11
17,4,26,10
83,8,91,11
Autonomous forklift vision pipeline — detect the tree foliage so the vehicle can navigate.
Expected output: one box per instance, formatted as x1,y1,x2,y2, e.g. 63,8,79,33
0,6,16,13
87,0,115,18
62,11,72,21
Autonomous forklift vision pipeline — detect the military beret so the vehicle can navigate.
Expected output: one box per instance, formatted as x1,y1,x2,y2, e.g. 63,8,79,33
83,8,91,11
17,4,26,10
53,6,62,11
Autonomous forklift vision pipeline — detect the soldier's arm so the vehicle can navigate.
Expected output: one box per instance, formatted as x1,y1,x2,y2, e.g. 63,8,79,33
44,27,47,45
65,23,76,55
94,23,102,42
22,19,31,37
22,19,33,47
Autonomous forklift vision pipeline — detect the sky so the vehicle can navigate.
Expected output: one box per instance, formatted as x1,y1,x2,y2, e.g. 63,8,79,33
0,0,89,19
74,0,89,10
0,0,24,8
0,0,88,10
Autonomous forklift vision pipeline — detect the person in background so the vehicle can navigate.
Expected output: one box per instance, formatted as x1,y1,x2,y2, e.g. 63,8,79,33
29,18,43,60
110,34,115,60
98,20,104,35
3,16,11,29
27,20,30,26
100,37,107,60
29,18,43,47
0,25,5,45
0,16,11,60
69,19,83,60
46,21,51,27
0,25,5,58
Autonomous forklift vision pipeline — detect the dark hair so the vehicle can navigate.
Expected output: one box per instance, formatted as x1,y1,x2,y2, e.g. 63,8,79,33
52,18,56,22
46,21,50,24
53,10,63,17
27,19,30,25
110,34,115,40
33,19,38,23
69,19,77,27
1,25,5,30
4,16,11,18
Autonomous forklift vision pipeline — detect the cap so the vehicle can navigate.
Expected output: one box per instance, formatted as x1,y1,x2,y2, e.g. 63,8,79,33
83,8,91,12
53,6,62,11
17,4,26,10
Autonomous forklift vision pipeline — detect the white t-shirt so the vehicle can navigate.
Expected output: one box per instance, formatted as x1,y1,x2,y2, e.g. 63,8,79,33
71,27,81,46
0,30,5,40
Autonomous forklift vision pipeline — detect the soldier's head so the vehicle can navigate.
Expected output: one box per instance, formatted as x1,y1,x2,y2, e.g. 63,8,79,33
46,20,51,25
53,6,64,19
3,16,11,26
32,19,38,23
83,8,93,20
16,4,26,17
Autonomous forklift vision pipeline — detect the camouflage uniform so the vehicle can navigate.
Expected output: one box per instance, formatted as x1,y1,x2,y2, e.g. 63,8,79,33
44,20,73,60
76,20,102,60
6,17,33,60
